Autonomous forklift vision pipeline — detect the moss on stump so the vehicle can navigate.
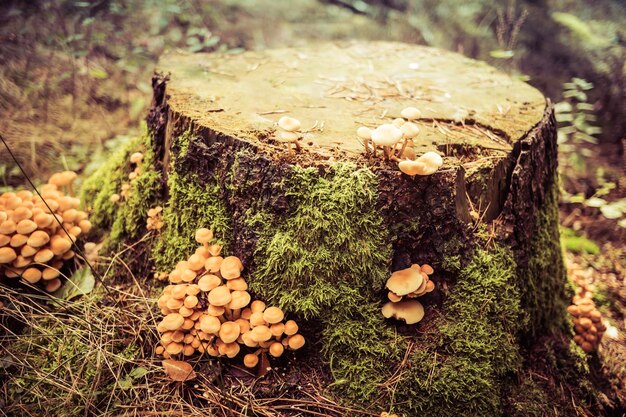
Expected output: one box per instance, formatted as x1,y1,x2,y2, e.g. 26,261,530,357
82,42,596,416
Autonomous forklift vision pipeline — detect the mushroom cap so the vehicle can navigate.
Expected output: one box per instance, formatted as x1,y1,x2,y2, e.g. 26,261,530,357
228,290,251,310
400,122,420,139
251,325,273,342
250,300,266,313
392,118,405,128
208,285,232,306
269,342,285,358
34,213,54,228
10,234,28,248
284,320,299,336
278,116,301,132
130,152,144,164
421,264,434,275
22,267,42,284
200,314,221,334
398,160,436,176
220,256,243,280
0,220,16,235
42,265,61,280
183,295,199,309
198,274,222,292
204,256,223,273
44,278,62,293
187,254,205,271
207,304,225,317
226,277,248,291
223,342,240,358
219,321,241,344
0,247,17,263
12,207,32,222
171,284,188,299
235,318,251,334
417,151,443,168
34,249,54,263
243,353,259,368
388,291,402,303
270,322,285,337
288,334,305,350
241,331,258,348
386,266,423,296
250,311,266,327
400,107,421,120
371,124,403,147
381,300,425,324
27,230,50,248
195,228,214,244
263,306,284,324
161,313,185,331
356,126,372,140
50,236,72,256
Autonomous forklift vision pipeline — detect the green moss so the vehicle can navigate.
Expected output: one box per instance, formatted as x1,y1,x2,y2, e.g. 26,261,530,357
251,163,390,317
251,163,401,400
394,247,523,417
151,170,231,272
151,132,231,272
519,182,570,337
80,136,142,230
80,134,163,249
109,138,163,245
560,227,600,255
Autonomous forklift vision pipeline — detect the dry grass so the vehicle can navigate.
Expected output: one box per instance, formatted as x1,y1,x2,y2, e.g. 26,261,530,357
0,245,377,417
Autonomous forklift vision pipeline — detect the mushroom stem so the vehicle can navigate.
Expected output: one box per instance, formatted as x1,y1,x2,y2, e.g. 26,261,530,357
293,141,301,153
396,138,409,160
232,308,242,320
224,306,233,320
383,146,391,161
372,144,377,157
363,138,370,157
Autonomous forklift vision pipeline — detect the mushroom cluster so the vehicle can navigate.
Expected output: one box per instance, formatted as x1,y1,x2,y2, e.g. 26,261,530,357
0,171,91,292
357,107,444,176
357,106,421,161
146,206,164,231
381,264,435,325
155,228,305,370
567,263,605,353
277,116,302,152
111,151,144,203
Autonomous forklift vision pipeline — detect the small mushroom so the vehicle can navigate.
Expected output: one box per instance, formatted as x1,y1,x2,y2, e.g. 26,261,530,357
400,106,421,120
386,265,423,297
371,124,403,160
381,299,425,324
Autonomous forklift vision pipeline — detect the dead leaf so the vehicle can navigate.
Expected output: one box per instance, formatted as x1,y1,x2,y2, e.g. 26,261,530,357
162,360,196,382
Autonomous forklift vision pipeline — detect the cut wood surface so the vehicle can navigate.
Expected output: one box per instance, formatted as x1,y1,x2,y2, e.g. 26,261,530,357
156,41,545,161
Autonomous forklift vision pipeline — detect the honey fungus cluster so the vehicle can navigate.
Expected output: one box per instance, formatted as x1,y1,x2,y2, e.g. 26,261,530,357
155,228,305,369
0,171,90,292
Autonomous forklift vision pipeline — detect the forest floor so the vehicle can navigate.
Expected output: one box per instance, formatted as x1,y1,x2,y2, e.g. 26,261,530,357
0,0,624,415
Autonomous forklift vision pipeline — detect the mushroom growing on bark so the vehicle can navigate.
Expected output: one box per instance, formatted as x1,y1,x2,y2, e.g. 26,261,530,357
371,124,403,160
277,116,302,152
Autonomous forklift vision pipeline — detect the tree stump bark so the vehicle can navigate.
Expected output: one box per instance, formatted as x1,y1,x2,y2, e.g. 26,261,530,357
87,41,573,416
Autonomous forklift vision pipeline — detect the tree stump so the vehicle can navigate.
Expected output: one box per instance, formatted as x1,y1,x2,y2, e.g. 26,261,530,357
85,41,573,416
